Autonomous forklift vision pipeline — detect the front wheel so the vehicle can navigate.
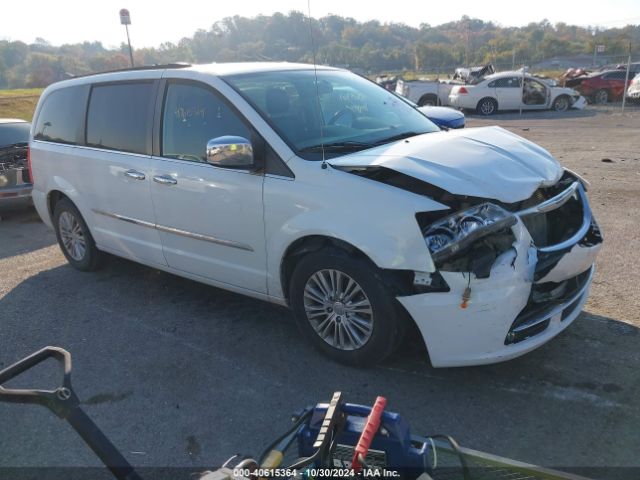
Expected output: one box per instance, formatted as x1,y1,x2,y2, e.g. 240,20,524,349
289,249,405,366
552,95,570,112
53,198,103,271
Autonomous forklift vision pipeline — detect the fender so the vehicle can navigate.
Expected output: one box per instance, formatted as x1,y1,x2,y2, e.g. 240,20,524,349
264,161,448,299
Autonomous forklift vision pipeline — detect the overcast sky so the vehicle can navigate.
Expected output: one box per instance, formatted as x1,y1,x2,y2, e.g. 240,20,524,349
3,0,640,48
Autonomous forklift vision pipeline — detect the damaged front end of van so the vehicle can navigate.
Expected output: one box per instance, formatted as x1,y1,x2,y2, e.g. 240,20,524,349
330,126,602,367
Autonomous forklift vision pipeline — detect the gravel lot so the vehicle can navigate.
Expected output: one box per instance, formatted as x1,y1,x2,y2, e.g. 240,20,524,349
1,107,639,479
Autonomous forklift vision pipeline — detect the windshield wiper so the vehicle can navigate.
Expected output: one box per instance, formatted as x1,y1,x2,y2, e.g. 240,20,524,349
299,141,371,153
371,131,423,147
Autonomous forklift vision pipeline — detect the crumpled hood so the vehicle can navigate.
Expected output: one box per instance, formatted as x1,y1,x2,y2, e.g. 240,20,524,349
329,126,563,203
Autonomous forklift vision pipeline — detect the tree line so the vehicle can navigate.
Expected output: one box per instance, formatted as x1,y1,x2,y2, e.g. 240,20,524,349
1,13,638,88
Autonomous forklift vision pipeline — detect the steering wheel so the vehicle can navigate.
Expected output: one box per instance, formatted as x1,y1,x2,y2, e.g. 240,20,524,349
328,108,355,126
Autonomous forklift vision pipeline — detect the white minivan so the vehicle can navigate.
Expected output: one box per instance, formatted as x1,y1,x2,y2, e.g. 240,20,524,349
30,62,602,367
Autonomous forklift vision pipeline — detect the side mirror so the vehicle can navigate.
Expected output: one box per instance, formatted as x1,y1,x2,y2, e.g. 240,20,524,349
206,136,254,169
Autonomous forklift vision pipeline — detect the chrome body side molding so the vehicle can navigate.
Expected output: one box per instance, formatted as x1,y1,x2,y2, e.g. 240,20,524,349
92,209,254,252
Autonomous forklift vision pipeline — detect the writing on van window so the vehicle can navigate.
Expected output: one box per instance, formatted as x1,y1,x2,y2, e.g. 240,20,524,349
334,91,368,115
162,83,250,162
173,106,206,122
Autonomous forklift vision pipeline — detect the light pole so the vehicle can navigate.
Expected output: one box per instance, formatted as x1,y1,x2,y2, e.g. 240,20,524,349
119,9,134,67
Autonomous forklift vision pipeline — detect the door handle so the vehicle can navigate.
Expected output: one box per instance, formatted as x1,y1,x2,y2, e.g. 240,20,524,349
153,175,177,185
124,170,145,180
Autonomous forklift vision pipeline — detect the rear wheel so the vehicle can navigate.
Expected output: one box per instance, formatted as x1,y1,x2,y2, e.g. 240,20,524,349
552,95,570,112
476,97,498,115
594,89,609,104
289,249,404,366
418,94,439,106
53,198,102,271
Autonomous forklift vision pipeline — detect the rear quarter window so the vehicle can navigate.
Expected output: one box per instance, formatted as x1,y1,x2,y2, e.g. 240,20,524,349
34,85,88,144
86,82,155,155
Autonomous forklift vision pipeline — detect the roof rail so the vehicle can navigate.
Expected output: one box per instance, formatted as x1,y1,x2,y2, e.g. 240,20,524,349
69,62,191,79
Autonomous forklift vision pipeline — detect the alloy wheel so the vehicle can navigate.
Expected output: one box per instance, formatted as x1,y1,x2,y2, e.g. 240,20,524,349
595,90,608,104
303,269,374,350
59,211,86,261
480,99,495,115
554,97,569,111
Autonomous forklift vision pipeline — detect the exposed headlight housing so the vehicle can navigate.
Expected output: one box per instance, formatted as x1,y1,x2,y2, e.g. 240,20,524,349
423,203,517,263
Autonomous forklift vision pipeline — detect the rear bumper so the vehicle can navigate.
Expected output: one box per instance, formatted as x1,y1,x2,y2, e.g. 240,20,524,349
448,95,463,108
398,182,602,368
31,188,53,227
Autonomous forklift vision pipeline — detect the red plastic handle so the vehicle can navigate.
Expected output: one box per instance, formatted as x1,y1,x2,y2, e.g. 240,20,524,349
351,396,387,470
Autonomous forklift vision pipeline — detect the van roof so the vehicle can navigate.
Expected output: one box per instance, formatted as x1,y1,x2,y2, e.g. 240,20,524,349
44,62,343,92
73,61,340,79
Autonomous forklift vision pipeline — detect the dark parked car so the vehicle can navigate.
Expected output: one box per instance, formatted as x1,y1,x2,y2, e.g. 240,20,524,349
0,119,32,210
568,70,635,104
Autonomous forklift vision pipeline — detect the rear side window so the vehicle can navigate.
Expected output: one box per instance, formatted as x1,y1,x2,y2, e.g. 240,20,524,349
34,86,87,144
86,82,154,155
490,77,521,88
602,71,627,80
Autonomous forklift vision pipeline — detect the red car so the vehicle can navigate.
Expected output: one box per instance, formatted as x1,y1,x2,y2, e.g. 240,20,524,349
570,70,635,104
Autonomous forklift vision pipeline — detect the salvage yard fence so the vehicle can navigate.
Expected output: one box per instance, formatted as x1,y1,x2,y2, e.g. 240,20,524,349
380,54,640,114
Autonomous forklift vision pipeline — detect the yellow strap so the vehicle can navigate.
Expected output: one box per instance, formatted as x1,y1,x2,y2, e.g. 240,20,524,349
261,450,284,469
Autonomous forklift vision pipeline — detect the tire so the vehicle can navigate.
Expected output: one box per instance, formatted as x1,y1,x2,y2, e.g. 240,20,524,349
594,89,609,104
289,248,405,366
53,198,102,271
552,95,570,112
418,94,439,106
476,97,498,115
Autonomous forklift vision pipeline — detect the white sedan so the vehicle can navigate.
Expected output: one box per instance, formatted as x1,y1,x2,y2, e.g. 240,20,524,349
449,71,586,115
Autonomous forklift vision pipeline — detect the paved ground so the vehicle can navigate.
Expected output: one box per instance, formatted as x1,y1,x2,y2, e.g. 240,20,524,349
0,108,639,479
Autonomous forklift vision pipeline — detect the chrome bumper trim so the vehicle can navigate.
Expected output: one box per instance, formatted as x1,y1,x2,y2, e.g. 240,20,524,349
92,209,253,252
516,182,593,253
517,181,579,216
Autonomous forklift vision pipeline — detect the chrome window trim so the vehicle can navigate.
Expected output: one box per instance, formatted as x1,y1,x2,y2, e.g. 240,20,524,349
516,182,592,254
31,140,152,159
92,209,253,252
74,144,152,159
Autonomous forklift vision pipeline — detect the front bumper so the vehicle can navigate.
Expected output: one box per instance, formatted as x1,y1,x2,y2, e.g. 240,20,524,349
626,87,640,101
399,181,602,367
0,184,32,210
570,95,587,109
0,165,32,210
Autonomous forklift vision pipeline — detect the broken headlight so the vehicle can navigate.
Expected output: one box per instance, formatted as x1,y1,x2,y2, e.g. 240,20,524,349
424,203,517,263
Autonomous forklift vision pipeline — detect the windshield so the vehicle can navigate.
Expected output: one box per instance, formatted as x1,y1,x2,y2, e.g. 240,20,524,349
0,122,30,147
224,69,439,160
